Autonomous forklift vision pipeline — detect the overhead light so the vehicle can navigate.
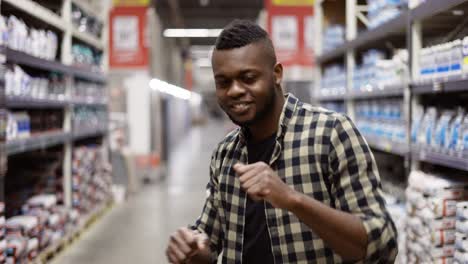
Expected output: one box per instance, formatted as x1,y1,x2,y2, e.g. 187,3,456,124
452,10,464,16
149,79,201,101
163,28,222,38
200,0,209,6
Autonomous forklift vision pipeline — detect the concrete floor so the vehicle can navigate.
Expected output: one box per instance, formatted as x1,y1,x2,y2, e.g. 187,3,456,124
52,120,229,264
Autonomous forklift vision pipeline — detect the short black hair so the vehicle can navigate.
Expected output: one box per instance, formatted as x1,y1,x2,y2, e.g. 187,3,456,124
215,19,277,65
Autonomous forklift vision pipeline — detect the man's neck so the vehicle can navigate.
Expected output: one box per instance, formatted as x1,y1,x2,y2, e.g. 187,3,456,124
247,94,285,143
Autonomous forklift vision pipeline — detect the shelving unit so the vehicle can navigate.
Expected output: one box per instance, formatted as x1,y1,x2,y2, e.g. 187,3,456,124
314,0,411,161
0,0,111,262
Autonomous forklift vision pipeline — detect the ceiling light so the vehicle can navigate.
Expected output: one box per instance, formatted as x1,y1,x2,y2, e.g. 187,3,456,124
200,0,209,6
149,79,201,101
163,28,222,38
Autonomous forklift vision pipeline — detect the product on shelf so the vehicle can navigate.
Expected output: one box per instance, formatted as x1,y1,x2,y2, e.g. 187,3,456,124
0,15,58,61
419,38,468,81
366,0,408,29
320,64,346,95
73,106,107,132
321,102,346,114
463,36,468,74
72,44,102,69
322,25,345,52
355,99,406,142
5,65,66,100
72,146,112,214
71,3,103,39
6,111,30,140
74,80,107,102
6,110,63,141
412,106,468,152
353,49,408,91
406,170,468,263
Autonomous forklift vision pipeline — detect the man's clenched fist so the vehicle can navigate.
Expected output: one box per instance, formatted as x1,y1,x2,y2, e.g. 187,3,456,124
234,162,298,209
166,227,209,264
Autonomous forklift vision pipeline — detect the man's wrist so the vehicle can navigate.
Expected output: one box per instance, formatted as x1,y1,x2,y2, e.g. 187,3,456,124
286,189,303,212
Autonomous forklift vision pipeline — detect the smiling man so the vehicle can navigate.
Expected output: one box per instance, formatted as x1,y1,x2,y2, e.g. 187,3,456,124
165,20,397,264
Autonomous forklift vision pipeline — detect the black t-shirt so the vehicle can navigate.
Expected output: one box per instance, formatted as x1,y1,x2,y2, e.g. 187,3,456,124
242,133,276,264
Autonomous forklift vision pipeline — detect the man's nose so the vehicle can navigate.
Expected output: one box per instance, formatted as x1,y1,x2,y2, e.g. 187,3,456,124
226,81,246,98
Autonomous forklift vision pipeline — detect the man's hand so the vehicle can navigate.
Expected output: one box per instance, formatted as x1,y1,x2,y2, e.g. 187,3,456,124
166,227,209,264
234,162,298,209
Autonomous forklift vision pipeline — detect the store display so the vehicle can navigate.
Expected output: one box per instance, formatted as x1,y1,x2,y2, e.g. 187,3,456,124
5,64,66,100
419,38,467,81
320,64,346,96
6,110,63,141
322,25,345,52
321,102,346,114
72,146,112,214
0,15,58,61
406,170,468,263
353,49,408,91
412,106,468,152
366,0,408,29
72,44,102,69
355,99,406,142
74,80,107,102
73,107,107,132
72,3,103,39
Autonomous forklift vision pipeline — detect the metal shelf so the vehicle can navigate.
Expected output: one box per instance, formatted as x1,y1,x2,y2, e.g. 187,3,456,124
411,0,468,22
6,95,70,108
317,10,408,64
71,66,107,84
73,127,108,140
350,10,408,50
316,45,346,64
365,136,409,156
412,145,468,171
72,28,104,50
316,92,347,101
72,97,108,106
351,84,405,99
412,75,468,94
6,131,71,155
4,47,67,73
2,0,66,31
3,47,106,83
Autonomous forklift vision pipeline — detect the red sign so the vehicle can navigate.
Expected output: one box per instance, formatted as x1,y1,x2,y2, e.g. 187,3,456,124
109,6,149,68
265,0,314,67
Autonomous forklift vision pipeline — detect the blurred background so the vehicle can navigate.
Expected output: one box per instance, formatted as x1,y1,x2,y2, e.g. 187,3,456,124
0,0,467,263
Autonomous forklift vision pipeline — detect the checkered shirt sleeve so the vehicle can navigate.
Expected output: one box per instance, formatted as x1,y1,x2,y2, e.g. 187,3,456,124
328,114,398,263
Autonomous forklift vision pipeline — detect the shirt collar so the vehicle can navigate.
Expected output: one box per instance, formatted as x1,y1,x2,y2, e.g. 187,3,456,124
238,93,298,144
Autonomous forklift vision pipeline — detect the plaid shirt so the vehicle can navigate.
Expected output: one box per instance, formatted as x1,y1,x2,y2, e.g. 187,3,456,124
193,94,398,263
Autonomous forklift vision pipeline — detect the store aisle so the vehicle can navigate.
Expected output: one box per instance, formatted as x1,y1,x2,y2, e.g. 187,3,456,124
52,120,229,264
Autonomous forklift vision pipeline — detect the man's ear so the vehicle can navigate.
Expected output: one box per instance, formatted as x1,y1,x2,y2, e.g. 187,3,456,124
273,63,283,87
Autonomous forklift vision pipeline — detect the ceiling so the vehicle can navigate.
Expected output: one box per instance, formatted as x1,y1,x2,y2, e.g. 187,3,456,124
154,0,264,45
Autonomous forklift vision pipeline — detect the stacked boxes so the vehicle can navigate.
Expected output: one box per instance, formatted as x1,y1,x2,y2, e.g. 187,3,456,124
72,146,112,214
455,202,468,263
406,170,468,263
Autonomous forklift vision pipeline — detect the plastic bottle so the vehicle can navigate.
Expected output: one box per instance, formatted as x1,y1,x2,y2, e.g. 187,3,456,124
450,39,463,76
463,36,468,74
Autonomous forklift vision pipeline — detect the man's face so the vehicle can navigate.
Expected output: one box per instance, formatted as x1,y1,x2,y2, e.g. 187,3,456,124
212,42,277,127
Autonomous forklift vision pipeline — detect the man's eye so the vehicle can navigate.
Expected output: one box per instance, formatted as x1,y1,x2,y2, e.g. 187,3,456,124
216,79,230,87
242,75,256,84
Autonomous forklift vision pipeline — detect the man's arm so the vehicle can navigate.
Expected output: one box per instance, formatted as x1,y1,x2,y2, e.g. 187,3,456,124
167,152,223,264
234,115,397,262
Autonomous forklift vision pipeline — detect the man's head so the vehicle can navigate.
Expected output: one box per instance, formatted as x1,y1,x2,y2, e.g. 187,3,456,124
212,19,283,128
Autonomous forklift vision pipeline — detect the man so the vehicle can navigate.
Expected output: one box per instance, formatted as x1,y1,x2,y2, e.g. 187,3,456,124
165,20,397,264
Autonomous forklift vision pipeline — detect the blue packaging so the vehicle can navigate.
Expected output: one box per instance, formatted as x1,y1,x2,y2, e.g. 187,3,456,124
447,110,465,150
433,111,454,148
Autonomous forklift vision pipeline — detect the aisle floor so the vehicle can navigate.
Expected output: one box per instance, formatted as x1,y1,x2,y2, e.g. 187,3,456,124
52,120,229,264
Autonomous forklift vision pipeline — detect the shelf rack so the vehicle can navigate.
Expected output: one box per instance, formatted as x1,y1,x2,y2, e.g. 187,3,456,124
314,0,468,174
0,0,111,262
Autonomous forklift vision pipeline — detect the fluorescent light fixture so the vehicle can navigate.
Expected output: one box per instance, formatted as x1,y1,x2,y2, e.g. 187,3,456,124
149,79,201,101
163,28,222,38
